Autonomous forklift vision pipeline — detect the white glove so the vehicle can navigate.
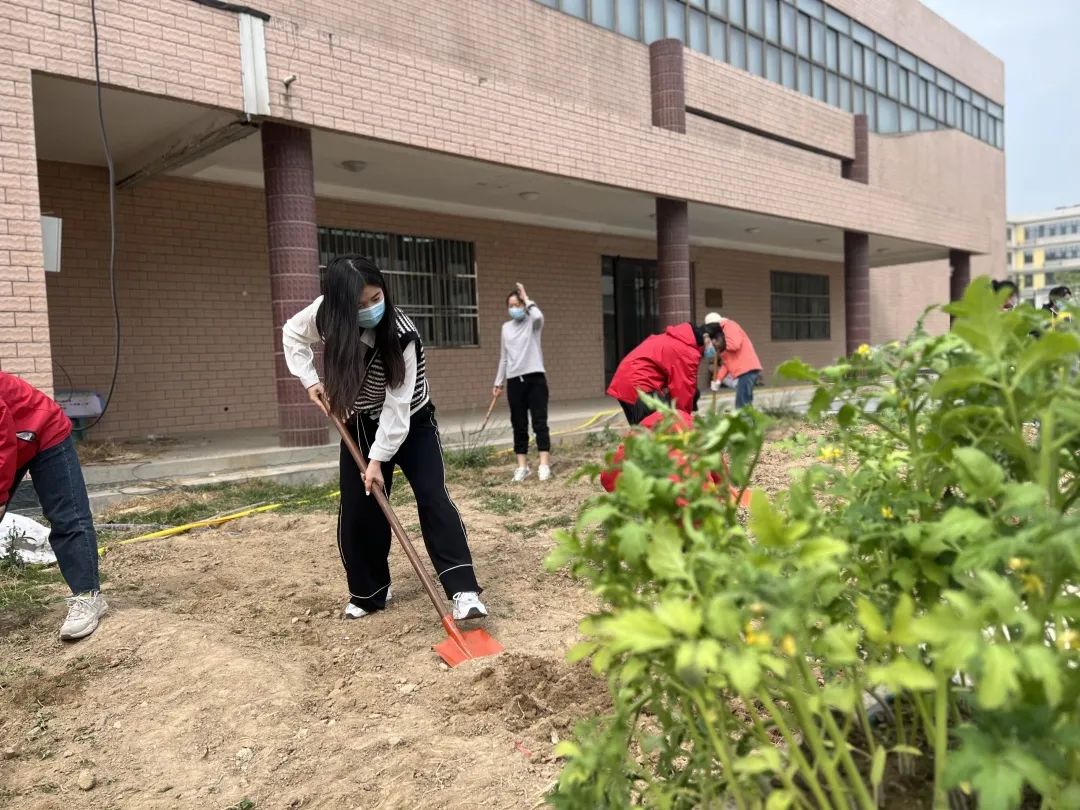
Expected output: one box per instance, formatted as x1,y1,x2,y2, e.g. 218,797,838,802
723,375,737,389
710,380,721,392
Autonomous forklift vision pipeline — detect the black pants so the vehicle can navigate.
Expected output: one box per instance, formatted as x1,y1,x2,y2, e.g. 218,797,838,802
507,372,550,456
618,393,670,426
340,404,480,612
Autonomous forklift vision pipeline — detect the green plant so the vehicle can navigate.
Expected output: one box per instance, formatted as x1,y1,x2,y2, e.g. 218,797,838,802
443,426,497,470
546,279,1080,809
0,541,64,635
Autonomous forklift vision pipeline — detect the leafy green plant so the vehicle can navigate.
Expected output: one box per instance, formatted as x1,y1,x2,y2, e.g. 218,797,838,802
546,279,1080,809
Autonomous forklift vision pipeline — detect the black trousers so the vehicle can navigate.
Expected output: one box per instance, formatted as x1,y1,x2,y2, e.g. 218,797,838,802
507,372,550,456
339,404,480,612
618,392,671,426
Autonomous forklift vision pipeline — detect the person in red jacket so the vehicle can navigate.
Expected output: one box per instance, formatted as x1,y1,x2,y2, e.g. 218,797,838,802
704,312,763,409
0,372,106,640
606,322,724,425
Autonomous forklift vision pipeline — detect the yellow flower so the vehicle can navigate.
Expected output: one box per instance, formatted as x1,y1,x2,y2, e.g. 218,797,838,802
749,602,766,615
744,621,771,648
1007,557,1028,571
880,506,894,520
1019,573,1045,597
817,446,843,463
855,344,872,358
1056,629,1078,651
781,635,797,657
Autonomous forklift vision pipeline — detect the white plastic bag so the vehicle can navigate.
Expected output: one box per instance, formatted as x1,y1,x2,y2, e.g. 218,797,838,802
0,512,56,565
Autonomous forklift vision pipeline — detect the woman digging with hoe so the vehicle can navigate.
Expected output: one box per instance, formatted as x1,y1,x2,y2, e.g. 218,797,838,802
283,255,488,622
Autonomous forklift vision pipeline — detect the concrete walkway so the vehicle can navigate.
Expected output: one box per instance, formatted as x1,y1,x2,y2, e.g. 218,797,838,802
12,385,817,515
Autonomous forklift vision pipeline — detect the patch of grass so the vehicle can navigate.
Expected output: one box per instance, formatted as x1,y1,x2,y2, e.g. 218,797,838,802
504,513,574,539
478,490,526,517
583,426,619,450
226,801,256,810
0,547,64,635
101,479,341,529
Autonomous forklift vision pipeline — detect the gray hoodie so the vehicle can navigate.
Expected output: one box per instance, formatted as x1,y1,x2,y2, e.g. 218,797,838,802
494,301,545,386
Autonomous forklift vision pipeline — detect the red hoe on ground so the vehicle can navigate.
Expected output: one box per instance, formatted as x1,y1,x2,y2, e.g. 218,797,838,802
326,408,503,667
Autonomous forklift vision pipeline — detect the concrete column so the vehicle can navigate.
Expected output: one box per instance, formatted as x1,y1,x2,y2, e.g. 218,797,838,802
649,39,692,325
842,114,869,184
949,249,971,309
844,231,871,355
262,123,328,448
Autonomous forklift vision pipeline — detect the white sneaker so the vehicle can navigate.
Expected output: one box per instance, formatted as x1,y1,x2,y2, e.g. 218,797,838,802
343,585,392,619
512,467,531,483
59,592,107,641
538,464,552,482
452,591,488,621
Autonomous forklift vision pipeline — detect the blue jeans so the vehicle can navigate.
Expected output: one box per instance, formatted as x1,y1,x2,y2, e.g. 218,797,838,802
735,371,760,409
10,437,100,594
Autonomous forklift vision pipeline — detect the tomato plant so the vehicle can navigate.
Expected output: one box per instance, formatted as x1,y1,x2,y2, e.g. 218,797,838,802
547,279,1080,809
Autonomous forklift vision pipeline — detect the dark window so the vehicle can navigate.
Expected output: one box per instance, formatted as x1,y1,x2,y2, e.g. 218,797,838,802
1024,274,1033,287
771,271,831,341
318,227,479,347
1023,251,1033,265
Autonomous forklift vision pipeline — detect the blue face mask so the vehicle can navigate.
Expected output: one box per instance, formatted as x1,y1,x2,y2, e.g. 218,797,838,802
704,342,717,360
508,306,526,321
357,300,385,329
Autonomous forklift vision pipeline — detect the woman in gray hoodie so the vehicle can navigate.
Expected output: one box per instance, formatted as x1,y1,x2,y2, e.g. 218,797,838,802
493,283,551,482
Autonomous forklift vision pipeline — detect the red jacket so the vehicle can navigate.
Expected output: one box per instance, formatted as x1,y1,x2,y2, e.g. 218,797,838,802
606,323,703,412
713,319,762,381
0,372,72,505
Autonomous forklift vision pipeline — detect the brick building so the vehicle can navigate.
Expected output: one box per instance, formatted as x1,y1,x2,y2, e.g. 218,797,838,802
1,0,1004,444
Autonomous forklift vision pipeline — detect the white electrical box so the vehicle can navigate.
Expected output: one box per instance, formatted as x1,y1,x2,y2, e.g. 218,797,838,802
41,215,61,273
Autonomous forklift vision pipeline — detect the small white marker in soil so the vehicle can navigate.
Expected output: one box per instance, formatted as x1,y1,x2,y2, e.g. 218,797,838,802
236,748,254,764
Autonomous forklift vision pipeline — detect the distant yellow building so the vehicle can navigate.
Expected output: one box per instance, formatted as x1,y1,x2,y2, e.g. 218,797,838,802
1007,205,1080,305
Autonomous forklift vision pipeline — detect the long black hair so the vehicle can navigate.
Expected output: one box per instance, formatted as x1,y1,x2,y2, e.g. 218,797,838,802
316,255,405,418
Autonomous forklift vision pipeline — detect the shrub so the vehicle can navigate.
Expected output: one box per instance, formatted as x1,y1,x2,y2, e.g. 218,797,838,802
546,279,1080,809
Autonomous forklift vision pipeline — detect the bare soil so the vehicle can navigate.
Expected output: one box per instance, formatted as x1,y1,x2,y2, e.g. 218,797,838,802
0,434,815,810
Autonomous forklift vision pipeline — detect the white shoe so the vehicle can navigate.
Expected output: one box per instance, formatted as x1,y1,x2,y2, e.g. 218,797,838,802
512,467,531,483
59,592,107,641
538,464,552,482
343,585,392,619
452,591,488,621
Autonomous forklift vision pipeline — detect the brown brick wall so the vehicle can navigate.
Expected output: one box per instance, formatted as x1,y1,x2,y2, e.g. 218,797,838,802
41,163,850,438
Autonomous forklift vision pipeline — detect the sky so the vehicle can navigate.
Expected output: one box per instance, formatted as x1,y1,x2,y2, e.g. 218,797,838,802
921,0,1080,216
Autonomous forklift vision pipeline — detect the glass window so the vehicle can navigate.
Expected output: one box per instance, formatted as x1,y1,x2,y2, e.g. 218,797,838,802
935,88,946,121
709,0,726,13
644,0,664,42
863,48,876,87
812,65,825,99
851,43,863,83
689,0,706,6
901,105,917,132
709,17,727,59
825,7,849,32
852,21,873,46
770,271,831,341
898,48,916,70
937,73,954,92
918,79,928,113
838,34,852,76
747,0,764,33
665,0,685,40
825,29,838,69
766,43,781,81
853,85,865,113
781,51,796,88
798,58,811,93
780,1,796,49
876,37,897,59
811,19,826,63
995,120,1004,149
747,35,764,74
764,0,779,42
689,9,708,51
919,114,935,132
617,0,641,38
796,0,824,17
988,101,1004,117
729,0,744,27
879,97,899,132
826,71,838,106
563,0,587,19
537,0,557,7
875,55,887,93
865,90,877,130
887,61,899,99
918,59,935,81
796,13,810,57
729,27,746,68
944,92,956,126
979,110,989,141
839,78,852,111
593,0,616,29
897,69,909,104
955,82,971,102
972,93,986,111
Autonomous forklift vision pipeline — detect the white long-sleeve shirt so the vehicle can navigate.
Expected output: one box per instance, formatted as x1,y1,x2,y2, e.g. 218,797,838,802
494,301,546,387
282,296,422,462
